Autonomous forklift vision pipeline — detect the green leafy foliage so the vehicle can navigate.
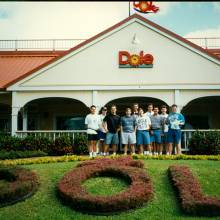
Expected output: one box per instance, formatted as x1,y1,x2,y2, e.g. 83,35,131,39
188,131,220,155
72,133,88,155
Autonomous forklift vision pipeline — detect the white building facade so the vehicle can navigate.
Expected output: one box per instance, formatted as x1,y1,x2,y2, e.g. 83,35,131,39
0,14,220,135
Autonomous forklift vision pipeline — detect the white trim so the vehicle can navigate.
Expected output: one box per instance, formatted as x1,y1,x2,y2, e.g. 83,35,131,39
7,84,220,91
136,19,220,65
7,17,220,91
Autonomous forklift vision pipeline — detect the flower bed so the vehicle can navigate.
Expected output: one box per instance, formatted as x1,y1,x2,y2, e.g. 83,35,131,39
1,154,220,166
57,157,153,214
168,165,220,216
0,166,39,207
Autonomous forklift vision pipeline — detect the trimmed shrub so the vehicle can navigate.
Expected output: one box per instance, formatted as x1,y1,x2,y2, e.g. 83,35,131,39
57,157,153,214
168,165,220,216
72,133,88,155
0,150,47,160
188,131,220,155
0,166,39,207
0,135,22,151
49,136,73,156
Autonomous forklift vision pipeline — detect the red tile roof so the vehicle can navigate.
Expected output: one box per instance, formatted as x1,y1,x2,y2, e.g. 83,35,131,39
1,14,220,89
206,49,220,58
0,51,64,89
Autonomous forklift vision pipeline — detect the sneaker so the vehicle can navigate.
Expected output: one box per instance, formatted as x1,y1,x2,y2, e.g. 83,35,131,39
166,152,170,155
149,152,152,156
144,151,147,155
112,152,116,156
124,153,127,156
132,153,136,156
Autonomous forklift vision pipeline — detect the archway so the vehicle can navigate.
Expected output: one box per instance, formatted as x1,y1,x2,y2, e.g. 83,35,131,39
23,97,89,130
181,96,220,129
105,96,168,116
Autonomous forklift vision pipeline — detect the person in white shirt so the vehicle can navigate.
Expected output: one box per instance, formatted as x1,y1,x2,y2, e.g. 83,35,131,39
136,108,152,155
144,103,154,117
160,105,169,155
85,105,101,158
144,103,154,151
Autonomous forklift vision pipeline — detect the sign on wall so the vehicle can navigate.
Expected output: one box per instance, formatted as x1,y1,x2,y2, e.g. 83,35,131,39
119,51,154,68
133,1,159,14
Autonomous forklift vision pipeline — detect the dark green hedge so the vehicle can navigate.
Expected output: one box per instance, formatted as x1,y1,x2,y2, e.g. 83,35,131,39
0,133,88,157
0,150,47,160
188,131,220,155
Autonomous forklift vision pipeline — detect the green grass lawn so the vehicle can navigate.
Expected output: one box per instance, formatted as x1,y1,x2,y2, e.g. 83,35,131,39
0,159,220,220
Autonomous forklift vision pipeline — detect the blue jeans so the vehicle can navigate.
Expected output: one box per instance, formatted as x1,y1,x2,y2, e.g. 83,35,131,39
105,132,119,145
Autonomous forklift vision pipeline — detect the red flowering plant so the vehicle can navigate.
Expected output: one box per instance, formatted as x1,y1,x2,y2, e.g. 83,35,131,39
168,165,220,216
0,166,39,207
57,156,153,214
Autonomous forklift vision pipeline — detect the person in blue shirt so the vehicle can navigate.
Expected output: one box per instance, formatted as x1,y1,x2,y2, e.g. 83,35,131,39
166,104,185,155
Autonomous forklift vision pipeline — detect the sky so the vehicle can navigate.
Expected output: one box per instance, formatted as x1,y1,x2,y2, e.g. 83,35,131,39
0,2,219,40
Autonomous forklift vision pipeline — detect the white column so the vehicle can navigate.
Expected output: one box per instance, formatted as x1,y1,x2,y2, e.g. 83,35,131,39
11,106,19,136
174,89,183,113
22,107,27,131
11,91,21,136
92,90,101,113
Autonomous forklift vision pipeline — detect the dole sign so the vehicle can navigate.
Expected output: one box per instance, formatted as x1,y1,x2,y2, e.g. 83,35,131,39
133,1,159,14
119,51,154,68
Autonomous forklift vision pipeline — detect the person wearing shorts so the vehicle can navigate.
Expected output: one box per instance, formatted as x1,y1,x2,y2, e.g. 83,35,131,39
136,108,152,155
166,104,185,155
160,105,169,155
120,108,136,155
103,105,120,156
150,106,163,155
85,105,100,158
98,106,107,156
144,103,154,146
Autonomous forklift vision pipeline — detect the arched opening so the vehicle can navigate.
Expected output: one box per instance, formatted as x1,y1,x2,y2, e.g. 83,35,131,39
105,96,168,115
23,97,89,130
0,103,11,133
181,96,220,129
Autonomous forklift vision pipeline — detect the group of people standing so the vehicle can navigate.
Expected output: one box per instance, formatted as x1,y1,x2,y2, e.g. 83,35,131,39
84,103,185,158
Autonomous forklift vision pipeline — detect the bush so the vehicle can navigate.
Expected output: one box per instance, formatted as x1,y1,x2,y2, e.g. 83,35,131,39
188,131,220,155
168,165,220,216
0,135,22,151
0,166,39,207
72,133,88,155
0,135,75,157
49,136,73,156
57,157,153,214
0,150,47,160
21,136,52,152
